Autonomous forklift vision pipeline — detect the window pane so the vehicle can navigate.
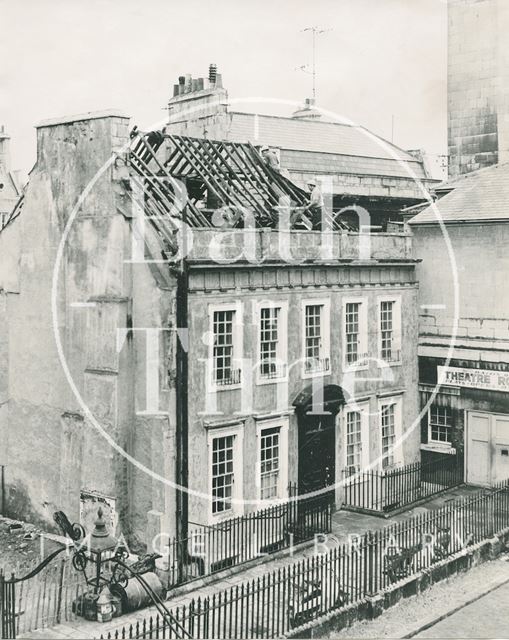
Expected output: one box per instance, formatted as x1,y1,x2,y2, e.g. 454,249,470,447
380,301,394,360
260,427,280,500
429,405,452,443
305,305,322,361
260,307,282,377
213,310,238,384
346,411,362,475
346,303,360,364
212,435,235,513
381,403,396,468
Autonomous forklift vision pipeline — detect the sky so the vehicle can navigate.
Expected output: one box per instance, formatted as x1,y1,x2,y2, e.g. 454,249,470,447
0,0,447,177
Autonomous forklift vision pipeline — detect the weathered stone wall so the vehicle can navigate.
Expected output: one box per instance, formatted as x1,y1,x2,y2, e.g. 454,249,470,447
412,222,509,345
0,112,177,548
448,0,509,176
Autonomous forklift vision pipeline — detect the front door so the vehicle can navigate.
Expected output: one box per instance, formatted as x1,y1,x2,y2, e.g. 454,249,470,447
467,412,490,486
298,413,335,495
467,411,509,486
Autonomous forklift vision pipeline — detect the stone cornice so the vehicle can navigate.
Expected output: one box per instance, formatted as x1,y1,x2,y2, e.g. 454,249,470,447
188,262,417,293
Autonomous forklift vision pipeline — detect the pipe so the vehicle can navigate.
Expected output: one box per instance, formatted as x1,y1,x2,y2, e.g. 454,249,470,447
0,465,4,516
175,208,189,584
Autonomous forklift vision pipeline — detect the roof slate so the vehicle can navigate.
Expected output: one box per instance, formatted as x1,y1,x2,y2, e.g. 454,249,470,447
225,112,423,167
409,162,509,224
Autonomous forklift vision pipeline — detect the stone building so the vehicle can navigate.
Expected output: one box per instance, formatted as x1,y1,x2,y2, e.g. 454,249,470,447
0,105,423,553
166,66,438,230
448,0,509,177
410,162,509,486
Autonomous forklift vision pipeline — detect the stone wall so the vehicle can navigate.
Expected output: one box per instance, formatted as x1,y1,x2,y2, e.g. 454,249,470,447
448,0,509,176
412,222,509,344
0,112,177,548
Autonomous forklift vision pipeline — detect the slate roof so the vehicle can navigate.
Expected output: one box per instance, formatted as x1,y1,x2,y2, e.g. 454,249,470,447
222,112,427,178
409,162,509,224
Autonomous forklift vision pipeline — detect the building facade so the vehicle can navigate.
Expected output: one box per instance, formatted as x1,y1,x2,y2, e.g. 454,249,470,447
410,162,509,486
185,230,420,527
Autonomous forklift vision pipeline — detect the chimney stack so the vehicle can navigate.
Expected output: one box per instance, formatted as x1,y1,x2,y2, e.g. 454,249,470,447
167,65,227,122
209,64,217,84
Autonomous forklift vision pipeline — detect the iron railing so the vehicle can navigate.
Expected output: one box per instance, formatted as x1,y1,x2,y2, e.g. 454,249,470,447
166,493,332,588
304,357,330,374
104,481,509,639
342,456,463,514
214,369,242,386
1,556,88,639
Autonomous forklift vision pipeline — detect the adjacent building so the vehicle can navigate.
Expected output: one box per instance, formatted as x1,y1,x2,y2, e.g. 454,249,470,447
410,162,509,486
448,0,509,177
166,66,438,230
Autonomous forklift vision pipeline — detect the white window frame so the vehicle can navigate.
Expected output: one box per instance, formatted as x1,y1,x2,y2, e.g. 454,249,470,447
378,396,403,469
207,424,244,522
342,296,369,371
343,402,370,476
255,300,289,385
377,295,402,365
301,298,331,379
208,301,243,392
428,404,452,445
255,417,289,505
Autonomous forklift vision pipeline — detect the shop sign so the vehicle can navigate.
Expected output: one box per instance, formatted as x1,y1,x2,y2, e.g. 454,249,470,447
438,365,509,393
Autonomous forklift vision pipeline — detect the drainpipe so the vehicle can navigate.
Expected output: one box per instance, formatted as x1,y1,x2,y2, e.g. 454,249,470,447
175,213,189,582
1,465,4,516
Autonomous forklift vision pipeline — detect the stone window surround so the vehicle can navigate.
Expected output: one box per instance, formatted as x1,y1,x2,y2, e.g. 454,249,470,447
254,299,289,386
301,297,331,379
342,295,369,372
254,416,289,505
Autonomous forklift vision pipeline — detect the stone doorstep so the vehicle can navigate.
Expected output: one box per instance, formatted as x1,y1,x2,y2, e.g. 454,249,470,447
283,528,509,639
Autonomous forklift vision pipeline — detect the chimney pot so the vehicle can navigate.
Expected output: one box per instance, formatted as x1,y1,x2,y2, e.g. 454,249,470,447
209,64,217,84
178,76,185,85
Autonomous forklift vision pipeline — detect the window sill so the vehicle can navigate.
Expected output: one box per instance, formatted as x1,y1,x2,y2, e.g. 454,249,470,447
342,363,370,373
380,359,402,367
210,383,243,393
209,508,244,524
302,369,332,380
421,443,456,455
256,376,289,387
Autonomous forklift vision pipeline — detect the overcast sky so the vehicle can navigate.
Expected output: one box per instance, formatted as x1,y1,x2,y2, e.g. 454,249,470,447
0,0,447,176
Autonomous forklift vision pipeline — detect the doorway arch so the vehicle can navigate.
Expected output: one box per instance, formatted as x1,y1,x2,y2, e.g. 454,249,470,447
293,384,346,497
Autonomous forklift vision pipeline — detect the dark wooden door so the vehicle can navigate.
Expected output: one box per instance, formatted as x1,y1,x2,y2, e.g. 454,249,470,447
298,413,335,496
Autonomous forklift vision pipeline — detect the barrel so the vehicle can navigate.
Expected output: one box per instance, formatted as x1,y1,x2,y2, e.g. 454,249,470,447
111,572,164,613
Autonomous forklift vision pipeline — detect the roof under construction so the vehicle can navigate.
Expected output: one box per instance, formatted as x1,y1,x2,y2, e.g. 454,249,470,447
128,129,349,247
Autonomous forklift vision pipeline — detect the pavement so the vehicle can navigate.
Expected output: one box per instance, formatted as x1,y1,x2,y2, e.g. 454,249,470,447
414,578,509,638
19,485,483,639
328,556,509,638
